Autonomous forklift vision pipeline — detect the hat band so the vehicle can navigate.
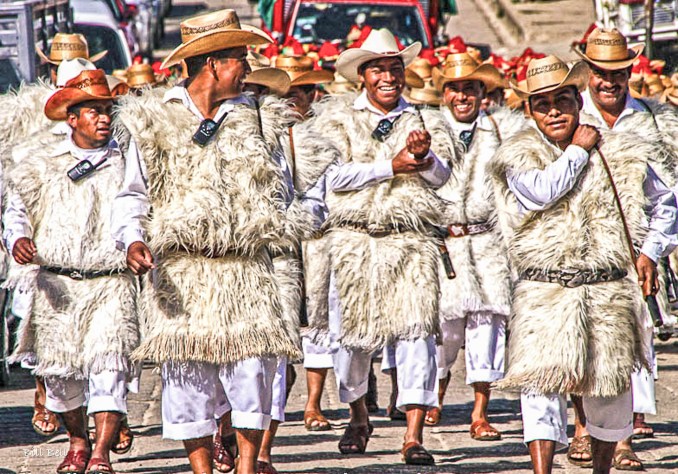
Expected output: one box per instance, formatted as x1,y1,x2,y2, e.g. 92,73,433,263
181,17,240,42
73,77,107,90
52,43,87,52
279,66,313,72
584,53,633,62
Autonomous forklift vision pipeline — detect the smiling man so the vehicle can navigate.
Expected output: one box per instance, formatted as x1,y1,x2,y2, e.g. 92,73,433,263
489,55,678,474
2,68,139,474
308,28,458,466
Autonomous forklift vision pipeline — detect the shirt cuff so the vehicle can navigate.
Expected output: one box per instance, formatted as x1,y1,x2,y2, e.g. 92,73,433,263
116,229,146,252
640,241,662,264
376,160,395,181
565,145,589,163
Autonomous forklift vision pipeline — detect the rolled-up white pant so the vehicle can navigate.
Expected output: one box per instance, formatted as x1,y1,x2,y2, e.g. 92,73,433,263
44,370,128,415
436,312,506,384
161,357,277,440
631,323,657,414
270,357,287,422
521,390,633,448
302,335,334,369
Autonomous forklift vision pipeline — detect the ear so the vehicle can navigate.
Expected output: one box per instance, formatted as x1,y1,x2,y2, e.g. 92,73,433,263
66,112,78,128
525,98,533,117
576,90,584,110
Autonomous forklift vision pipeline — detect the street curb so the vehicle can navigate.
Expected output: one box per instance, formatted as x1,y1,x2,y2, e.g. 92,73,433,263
471,0,525,47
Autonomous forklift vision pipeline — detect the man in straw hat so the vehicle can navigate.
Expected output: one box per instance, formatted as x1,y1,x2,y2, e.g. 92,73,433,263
3,68,140,474
307,27,458,465
125,63,164,92
573,27,678,470
423,52,523,437
243,51,291,98
488,55,678,474
113,9,320,474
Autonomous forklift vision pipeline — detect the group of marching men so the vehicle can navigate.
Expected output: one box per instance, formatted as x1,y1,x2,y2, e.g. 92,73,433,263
2,7,678,474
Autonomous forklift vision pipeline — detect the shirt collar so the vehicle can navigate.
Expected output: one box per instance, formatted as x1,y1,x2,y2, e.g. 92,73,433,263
582,88,645,130
52,137,120,164
163,82,251,121
442,107,493,132
353,90,416,119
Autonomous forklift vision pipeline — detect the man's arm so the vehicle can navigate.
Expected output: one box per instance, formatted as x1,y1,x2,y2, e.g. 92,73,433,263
2,191,36,264
640,165,678,262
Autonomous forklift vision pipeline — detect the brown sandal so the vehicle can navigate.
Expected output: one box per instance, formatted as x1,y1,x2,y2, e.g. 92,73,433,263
632,417,654,439
213,432,238,473
85,457,115,474
110,418,134,455
424,407,442,426
469,419,501,441
613,449,645,471
401,441,435,466
57,445,91,474
303,410,331,431
338,424,370,454
32,391,60,436
256,460,278,474
567,435,593,467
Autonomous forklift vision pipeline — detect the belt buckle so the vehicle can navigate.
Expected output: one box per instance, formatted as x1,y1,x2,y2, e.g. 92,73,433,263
69,271,84,281
447,224,468,237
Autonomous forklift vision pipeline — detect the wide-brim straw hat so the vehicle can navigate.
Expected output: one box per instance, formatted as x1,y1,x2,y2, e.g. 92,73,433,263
405,69,425,89
663,87,678,106
274,55,334,86
573,27,643,70
37,33,107,65
107,76,130,97
408,57,435,82
45,69,114,121
245,51,291,96
323,72,360,94
510,55,588,100
161,9,272,69
433,52,506,92
126,63,158,88
335,28,421,83
405,82,441,106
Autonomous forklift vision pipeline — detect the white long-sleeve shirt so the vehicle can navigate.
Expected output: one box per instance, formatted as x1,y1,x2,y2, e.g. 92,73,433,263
506,132,678,262
328,91,451,192
111,85,329,251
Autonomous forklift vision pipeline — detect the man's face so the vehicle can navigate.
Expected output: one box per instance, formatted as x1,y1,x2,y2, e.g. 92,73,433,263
529,87,582,144
443,79,485,123
359,57,405,112
67,100,113,149
211,47,251,99
285,85,316,118
588,65,630,111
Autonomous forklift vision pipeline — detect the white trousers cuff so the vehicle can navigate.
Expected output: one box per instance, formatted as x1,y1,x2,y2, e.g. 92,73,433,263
87,395,127,415
163,418,216,441
339,378,369,404
587,422,633,443
303,353,333,369
231,411,272,431
396,388,438,409
45,391,86,413
466,369,505,385
523,423,569,449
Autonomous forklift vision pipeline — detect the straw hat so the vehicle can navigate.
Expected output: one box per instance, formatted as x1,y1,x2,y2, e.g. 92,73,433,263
405,81,441,106
573,27,643,70
44,69,114,121
107,76,130,97
432,52,506,92
126,63,158,88
245,51,291,96
510,56,588,100
37,33,107,65
663,86,678,106
273,55,334,86
335,28,422,83
323,72,360,94
161,9,272,69
408,58,435,81
405,69,425,89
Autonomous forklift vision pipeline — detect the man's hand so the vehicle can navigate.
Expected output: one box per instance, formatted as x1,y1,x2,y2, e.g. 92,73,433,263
406,130,431,159
571,124,600,152
392,147,434,175
636,253,659,297
12,237,36,265
127,241,155,275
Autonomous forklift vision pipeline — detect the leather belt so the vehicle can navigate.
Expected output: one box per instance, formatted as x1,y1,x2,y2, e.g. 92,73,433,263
338,221,412,238
520,267,628,288
41,266,126,281
447,221,493,238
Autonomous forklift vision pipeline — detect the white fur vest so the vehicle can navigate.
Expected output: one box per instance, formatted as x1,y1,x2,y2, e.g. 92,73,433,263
0,81,54,159
309,93,458,351
117,91,302,365
4,137,138,379
489,126,655,397
435,108,525,319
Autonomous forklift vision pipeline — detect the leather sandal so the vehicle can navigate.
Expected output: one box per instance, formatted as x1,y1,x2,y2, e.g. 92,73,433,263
85,457,115,474
632,418,654,439
469,419,501,441
613,448,645,471
567,435,593,468
304,410,331,431
213,432,238,473
401,441,435,466
338,424,371,454
33,391,60,436
256,460,278,474
424,407,442,426
110,418,134,455
57,445,91,474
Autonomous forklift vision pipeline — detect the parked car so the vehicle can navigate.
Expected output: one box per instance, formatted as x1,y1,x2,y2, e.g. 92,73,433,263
71,0,133,73
126,0,158,57
593,0,678,44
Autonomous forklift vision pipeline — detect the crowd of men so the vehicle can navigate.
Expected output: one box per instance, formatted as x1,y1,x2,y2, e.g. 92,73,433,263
2,7,678,474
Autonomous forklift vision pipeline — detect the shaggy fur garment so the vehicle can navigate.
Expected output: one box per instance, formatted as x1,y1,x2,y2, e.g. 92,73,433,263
436,107,525,319
0,81,54,159
117,91,303,365
489,126,655,397
308,93,459,351
4,137,139,378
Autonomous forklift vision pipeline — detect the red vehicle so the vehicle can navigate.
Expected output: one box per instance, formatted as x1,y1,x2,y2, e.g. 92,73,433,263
269,0,445,49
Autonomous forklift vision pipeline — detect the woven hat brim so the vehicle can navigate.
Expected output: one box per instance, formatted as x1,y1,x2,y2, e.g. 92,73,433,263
290,69,335,86
245,68,291,96
509,61,589,100
37,47,108,65
405,88,440,106
432,64,506,92
335,42,422,83
161,26,272,69
572,43,644,70
44,89,115,121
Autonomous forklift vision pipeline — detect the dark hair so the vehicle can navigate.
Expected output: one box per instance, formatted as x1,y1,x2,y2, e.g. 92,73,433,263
66,103,86,117
357,56,404,76
527,85,579,110
184,48,242,77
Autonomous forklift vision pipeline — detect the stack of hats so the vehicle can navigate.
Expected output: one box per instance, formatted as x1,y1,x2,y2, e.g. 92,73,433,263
405,57,441,106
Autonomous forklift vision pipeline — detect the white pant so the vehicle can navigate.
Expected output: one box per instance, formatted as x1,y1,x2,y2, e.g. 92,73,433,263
302,335,334,369
436,312,506,384
161,357,277,440
44,370,128,415
632,324,657,414
521,391,633,448
270,358,287,422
